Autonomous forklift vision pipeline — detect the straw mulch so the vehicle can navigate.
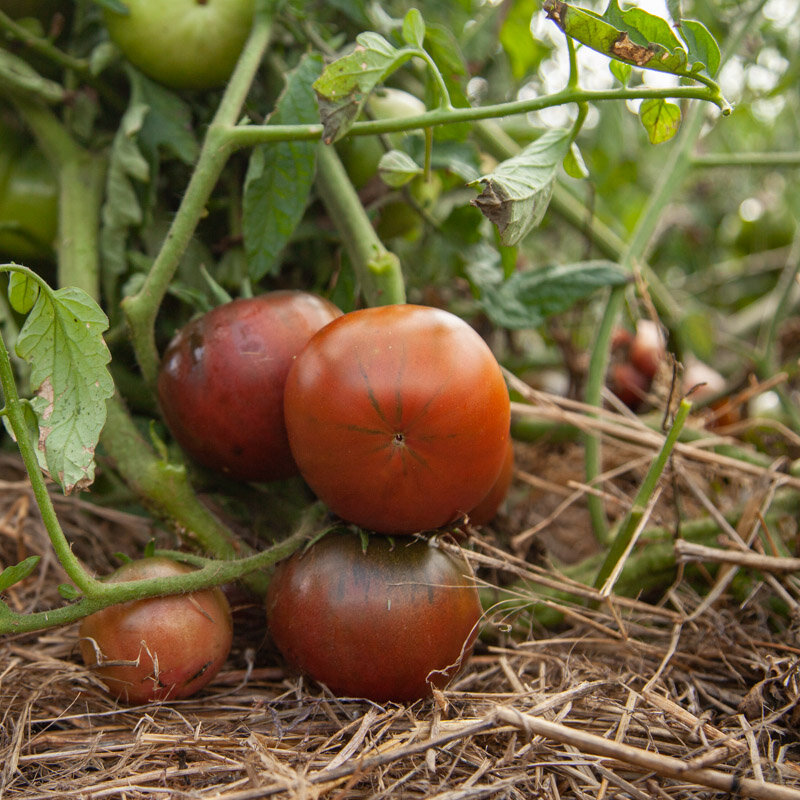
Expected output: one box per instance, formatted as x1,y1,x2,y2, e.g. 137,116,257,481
3,388,800,800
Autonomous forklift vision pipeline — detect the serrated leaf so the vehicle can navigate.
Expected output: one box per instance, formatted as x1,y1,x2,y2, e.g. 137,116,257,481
473,260,630,329
244,53,323,281
544,0,687,75
469,128,571,246
8,272,40,314
609,59,632,85
639,98,682,144
378,150,423,187
313,32,414,143
0,555,40,592
563,142,589,179
402,8,426,48
678,19,721,77
14,284,114,493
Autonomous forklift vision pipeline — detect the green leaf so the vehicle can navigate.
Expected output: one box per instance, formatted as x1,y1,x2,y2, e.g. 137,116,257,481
609,59,632,85
8,272,40,314
402,8,426,48
544,0,687,75
13,281,114,493
678,19,721,77
244,53,323,281
472,260,630,329
0,49,65,104
129,69,199,166
0,555,40,593
563,142,589,179
424,24,467,79
639,98,682,144
378,150,423,187
500,0,547,81
58,583,80,600
469,129,572,246
313,32,414,143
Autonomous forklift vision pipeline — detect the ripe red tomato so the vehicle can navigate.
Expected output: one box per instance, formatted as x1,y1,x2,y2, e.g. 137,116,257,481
283,304,511,534
266,531,482,702
157,291,342,482
79,557,233,704
468,436,514,526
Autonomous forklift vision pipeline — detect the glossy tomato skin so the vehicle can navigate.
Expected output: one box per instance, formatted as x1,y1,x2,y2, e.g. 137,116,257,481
468,436,514,526
283,305,510,534
157,291,342,482
79,558,233,704
266,532,482,702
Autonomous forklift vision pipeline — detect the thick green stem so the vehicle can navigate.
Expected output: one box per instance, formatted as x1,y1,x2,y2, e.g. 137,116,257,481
315,143,406,306
122,9,274,386
5,98,105,298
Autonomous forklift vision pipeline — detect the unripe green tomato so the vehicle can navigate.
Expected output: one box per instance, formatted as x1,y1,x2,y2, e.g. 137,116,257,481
102,0,255,90
0,126,58,263
375,172,442,241
337,87,427,189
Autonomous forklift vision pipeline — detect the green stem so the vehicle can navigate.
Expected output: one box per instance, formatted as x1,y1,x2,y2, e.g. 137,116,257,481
224,83,730,151
5,98,105,298
121,8,274,386
583,103,710,541
0,10,89,75
692,151,800,168
0,523,312,635
0,317,101,595
593,399,691,589
315,143,406,306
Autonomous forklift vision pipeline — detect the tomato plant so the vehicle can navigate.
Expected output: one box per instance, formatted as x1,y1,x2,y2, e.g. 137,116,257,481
102,0,255,89
79,557,233,704
0,121,57,262
266,531,482,702
157,291,342,482
284,304,511,534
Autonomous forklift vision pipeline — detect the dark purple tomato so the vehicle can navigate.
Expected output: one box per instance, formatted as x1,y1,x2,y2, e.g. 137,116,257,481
266,532,482,703
157,291,342,481
283,304,511,534
79,557,233,704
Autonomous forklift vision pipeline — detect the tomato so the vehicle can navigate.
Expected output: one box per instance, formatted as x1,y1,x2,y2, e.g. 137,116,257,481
79,557,233,704
102,0,255,90
629,320,665,380
0,123,58,263
266,531,482,702
468,436,514,526
337,87,427,189
609,361,651,410
157,291,342,482
283,304,510,534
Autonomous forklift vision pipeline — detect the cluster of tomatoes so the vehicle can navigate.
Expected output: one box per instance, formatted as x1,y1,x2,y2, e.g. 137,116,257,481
80,293,513,704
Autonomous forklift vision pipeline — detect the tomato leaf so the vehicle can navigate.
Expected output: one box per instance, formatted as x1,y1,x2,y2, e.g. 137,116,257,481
243,53,323,281
544,0,688,75
313,33,414,143
609,59,632,85
13,282,114,493
500,0,548,80
0,49,65,104
402,8,426,48
469,129,572,246
563,142,589,179
378,150,423,188
639,98,682,144
0,555,40,593
8,272,40,315
678,19,721,77
470,260,630,329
